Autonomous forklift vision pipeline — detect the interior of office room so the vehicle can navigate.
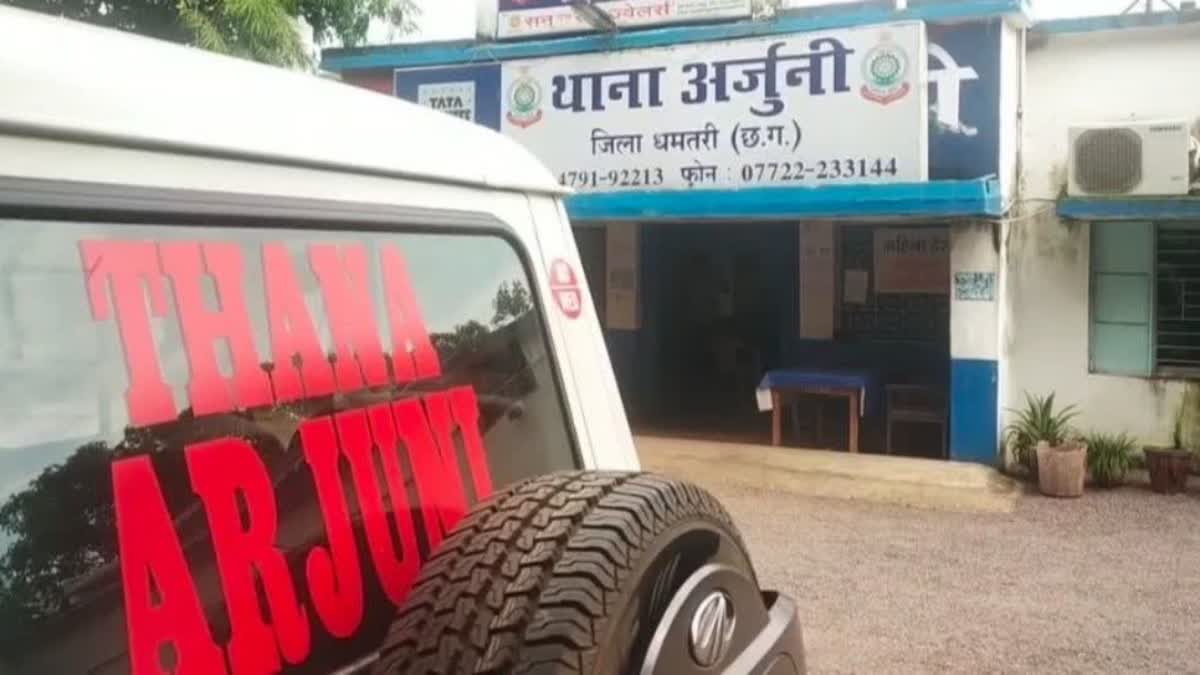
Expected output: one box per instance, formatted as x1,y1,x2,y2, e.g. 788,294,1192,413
577,219,954,459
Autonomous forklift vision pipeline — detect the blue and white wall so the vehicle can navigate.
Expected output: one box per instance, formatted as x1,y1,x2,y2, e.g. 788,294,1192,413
945,19,1019,464
950,222,1002,463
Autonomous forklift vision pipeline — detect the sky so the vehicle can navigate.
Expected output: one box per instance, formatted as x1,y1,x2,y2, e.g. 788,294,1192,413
390,0,1152,44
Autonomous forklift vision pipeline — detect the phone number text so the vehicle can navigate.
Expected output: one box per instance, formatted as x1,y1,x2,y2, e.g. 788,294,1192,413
740,158,899,183
560,168,665,189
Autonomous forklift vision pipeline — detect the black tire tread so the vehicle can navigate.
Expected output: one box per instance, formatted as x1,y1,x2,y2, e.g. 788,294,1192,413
372,470,743,675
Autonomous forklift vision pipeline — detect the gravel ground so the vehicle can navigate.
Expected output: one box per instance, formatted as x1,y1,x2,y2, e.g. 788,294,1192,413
708,481,1200,674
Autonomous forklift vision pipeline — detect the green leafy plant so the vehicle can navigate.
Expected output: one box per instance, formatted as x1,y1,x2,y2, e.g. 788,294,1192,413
5,0,420,68
1004,392,1079,478
1084,431,1136,488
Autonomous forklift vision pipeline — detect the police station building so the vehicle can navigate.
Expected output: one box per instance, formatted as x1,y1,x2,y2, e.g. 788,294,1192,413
323,0,1026,464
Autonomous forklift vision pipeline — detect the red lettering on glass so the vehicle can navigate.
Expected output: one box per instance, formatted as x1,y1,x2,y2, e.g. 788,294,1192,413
186,438,310,673
160,242,273,418
261,243,336,403
448,387,494,501
112,457,228,675
299,415,365,638
80,241,176,427
85,239,456,430
308,244,390,392
379,246,441,381
395,397,467,552
351,403,422,606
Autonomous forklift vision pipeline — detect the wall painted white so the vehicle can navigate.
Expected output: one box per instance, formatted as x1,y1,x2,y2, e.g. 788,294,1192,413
950,222,1000,361
1006,23,1200,449
930,21,1019,399
998,22,1020,203
1023,23,1200,203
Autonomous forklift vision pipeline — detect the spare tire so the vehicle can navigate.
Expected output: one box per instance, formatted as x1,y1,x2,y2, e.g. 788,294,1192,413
372,471,755,675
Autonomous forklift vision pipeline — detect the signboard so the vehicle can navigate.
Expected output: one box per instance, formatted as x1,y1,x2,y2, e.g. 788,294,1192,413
395,64,503,130
873,228,949,294
782,0,862,5
417,81,476,122
500,22,928,193
393,21,1000,187
926,20,1000,182
954,271,996,301
497,0,752,40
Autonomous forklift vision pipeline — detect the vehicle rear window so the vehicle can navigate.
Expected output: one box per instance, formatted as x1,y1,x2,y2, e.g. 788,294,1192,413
0,218,577,674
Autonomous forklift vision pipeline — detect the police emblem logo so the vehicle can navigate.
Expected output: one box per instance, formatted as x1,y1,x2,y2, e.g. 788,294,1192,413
506,73,544,128
860,33,912,105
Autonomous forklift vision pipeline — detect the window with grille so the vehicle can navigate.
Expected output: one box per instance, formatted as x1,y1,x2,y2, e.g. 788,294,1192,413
1156,225,1200,373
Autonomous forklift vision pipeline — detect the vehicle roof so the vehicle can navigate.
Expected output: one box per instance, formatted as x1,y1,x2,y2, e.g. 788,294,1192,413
0,7,565,196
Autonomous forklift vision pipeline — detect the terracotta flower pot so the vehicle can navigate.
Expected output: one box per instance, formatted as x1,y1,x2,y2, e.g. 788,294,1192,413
1036,441,1086,498
1144,447,1191,495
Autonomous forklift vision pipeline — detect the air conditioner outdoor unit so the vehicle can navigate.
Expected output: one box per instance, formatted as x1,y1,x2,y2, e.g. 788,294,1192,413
1068,119,1192,197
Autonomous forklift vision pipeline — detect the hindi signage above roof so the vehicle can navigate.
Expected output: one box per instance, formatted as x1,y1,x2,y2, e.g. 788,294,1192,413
496,0,752,40
499,21,929,192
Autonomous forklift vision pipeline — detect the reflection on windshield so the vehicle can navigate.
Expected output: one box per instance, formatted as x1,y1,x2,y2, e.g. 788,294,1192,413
0,220,574,674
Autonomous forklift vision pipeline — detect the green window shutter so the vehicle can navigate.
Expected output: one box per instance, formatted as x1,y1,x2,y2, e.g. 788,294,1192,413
1090,221,1153,376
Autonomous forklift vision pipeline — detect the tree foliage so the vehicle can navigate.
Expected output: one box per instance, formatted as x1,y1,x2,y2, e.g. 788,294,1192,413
434,282,534,368
0,442,117,623
433,320,490,359
2,0,419,67
492,280,532,327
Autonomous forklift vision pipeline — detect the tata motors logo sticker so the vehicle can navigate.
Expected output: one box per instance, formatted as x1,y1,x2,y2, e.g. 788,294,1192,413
506,73,544,128
417,81,476,122
860,34,911,105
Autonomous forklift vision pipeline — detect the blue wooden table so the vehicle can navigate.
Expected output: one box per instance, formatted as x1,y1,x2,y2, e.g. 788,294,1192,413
758,369,881,452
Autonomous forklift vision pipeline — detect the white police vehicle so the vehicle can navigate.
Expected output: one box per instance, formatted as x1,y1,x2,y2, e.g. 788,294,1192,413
0,7,803,674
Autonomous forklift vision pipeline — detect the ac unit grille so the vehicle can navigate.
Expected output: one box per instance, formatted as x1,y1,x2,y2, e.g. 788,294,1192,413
1074,128,1144,194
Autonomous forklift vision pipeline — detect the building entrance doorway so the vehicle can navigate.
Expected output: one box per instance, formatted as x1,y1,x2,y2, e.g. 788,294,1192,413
648,222,790,442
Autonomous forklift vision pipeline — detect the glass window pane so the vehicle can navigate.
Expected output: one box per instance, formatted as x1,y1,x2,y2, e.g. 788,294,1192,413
1093,273,1150,324
1093,323,1151,376
1091,221,1152,274
0,218,576,674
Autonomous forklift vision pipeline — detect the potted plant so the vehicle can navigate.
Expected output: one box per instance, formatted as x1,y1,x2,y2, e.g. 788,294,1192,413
1084,431,1136,488
1144,407,1191,494
1035,437,1088,498
1004,392,1079,485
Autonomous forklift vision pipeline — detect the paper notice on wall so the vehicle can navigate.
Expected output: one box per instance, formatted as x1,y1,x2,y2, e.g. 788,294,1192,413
799,221,835,339
954,271,996,301
844,269,869,304
873,228,950,294
606,222,640,330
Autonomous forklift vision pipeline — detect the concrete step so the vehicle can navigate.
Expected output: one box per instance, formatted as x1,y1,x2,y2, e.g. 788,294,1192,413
636,435,1022,513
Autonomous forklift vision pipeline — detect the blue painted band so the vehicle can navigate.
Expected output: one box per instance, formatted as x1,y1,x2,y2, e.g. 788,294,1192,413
950,358,999,465
564,178,1002,221
1034,11,1200,36
1059,197,1200,221
322,0,1026,72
